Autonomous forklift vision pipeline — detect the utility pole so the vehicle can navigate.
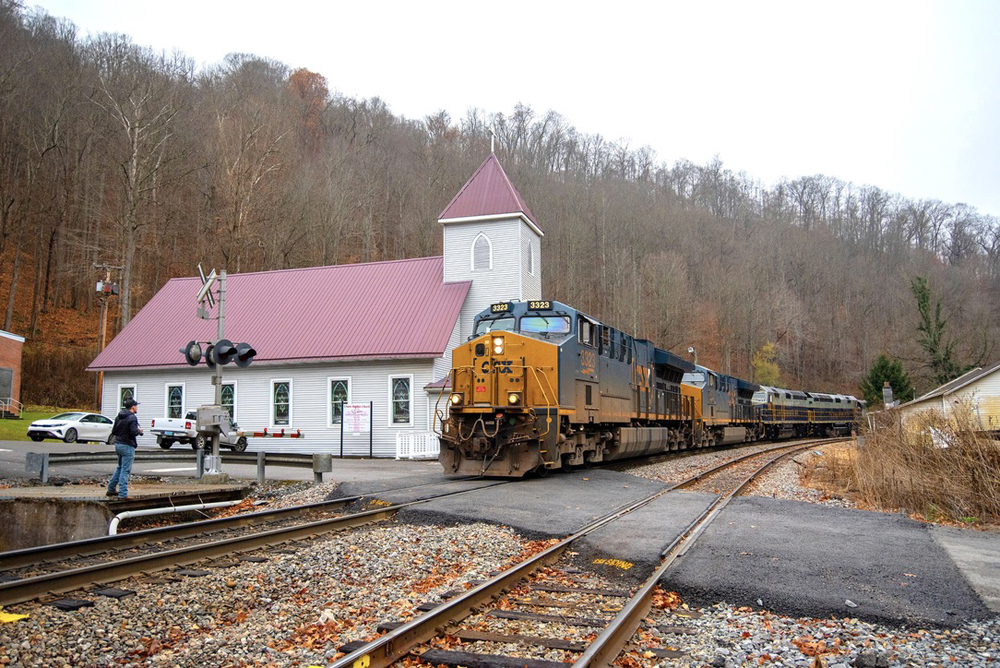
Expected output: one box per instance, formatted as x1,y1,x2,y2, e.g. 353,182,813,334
94,263,123,409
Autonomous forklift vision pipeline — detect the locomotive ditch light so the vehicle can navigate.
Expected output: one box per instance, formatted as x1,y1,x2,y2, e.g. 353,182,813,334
507,391,522,406
493,336,504,354
449,392,464,406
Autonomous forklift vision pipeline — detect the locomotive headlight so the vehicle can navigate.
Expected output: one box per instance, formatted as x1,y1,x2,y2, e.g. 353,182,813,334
492,336,504,354
449,392,463,406
507,391,522,406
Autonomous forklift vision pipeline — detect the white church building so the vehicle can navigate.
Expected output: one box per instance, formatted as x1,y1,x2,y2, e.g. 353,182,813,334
88,153,542,456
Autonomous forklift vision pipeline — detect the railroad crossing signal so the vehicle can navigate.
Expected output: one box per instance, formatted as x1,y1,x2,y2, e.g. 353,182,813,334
234,342,256,367
181,340,256,367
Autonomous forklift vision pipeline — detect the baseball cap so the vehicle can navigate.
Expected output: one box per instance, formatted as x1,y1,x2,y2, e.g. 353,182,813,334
124,399,140,409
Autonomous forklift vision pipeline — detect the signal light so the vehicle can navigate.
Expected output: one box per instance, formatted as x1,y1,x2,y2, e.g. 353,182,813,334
507,392,522,406
234,342,257,367
181,340,202,366
212,339,238,365
450,392,463,406
179,339,256,367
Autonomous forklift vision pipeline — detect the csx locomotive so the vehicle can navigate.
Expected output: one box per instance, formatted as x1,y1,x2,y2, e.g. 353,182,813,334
436,300,863,477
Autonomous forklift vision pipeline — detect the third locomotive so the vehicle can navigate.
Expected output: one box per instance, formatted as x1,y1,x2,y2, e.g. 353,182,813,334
437,300,863,477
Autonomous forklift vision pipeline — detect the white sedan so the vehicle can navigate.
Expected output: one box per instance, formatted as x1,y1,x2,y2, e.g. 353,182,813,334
27,412,115,444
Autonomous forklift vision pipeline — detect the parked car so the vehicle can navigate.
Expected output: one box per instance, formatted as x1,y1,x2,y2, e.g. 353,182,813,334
27,412,114,444
150,410,248,452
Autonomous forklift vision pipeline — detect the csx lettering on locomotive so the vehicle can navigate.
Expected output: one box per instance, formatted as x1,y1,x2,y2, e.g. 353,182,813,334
480,359,514,374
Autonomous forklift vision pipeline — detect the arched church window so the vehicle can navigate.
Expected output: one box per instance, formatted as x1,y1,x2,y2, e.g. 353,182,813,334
472,233,492,271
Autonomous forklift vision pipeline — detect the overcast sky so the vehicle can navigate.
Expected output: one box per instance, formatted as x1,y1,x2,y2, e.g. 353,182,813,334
35,0,1000,217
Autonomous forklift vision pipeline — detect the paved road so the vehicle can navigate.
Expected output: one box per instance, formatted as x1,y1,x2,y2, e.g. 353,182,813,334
363,470,1000,628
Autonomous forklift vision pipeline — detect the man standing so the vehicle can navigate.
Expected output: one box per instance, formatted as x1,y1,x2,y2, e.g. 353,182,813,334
107,399,143,499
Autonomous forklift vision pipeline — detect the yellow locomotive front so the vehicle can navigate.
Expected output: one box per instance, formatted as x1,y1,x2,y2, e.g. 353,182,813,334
437,310,561,476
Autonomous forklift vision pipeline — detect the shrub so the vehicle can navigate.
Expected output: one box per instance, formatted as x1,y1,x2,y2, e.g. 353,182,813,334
850,403,1000,523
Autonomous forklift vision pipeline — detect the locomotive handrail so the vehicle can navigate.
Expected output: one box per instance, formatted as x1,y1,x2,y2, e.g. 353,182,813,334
516,362,556,440
431,366,475,441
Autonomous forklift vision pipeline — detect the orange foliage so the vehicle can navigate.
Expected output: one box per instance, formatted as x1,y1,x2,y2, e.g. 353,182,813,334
288,68,329,148
650,587,683,610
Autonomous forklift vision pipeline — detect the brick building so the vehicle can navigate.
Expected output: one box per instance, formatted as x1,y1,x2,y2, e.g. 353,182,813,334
0,329,25,416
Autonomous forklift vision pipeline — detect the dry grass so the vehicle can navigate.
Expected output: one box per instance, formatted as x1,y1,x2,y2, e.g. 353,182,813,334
808,406,1000,526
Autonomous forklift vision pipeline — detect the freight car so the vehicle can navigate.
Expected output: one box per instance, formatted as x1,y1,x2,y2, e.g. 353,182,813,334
436,300,862,477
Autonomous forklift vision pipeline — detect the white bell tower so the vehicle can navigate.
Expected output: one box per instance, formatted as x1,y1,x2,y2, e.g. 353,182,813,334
439,153,543,342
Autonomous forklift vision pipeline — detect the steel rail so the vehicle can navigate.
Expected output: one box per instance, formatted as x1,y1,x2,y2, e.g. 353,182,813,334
0,496,359,570
331,437,846,668
0,481,507,606
575,438,844,666
0,474,487,571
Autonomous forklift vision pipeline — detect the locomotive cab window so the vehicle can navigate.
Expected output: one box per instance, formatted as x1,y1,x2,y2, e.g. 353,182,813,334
578,317,597,347
474,316,515,336
520,315,571,334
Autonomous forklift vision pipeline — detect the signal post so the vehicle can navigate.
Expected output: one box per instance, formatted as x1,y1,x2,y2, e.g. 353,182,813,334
182,268,256,478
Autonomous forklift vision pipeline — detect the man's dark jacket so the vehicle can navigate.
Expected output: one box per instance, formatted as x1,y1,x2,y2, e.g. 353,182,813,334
112,409,140,447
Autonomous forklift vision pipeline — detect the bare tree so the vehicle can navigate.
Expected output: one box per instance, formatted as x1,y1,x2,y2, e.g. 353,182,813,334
87,34,187,326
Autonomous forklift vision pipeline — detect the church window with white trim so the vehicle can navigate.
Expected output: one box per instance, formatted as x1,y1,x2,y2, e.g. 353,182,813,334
472,233,492,271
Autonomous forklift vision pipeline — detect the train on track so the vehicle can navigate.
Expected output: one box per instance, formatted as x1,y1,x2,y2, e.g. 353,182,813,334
436,300,865,477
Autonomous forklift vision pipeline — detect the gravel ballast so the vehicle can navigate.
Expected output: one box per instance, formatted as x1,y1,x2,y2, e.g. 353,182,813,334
1,444,997,666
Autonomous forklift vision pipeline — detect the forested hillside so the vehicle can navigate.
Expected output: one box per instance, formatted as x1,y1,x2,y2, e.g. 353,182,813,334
2,2,997,406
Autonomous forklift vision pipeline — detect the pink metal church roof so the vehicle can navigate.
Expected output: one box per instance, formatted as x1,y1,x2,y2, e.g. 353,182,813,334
88,257,471,371
438,153,539,230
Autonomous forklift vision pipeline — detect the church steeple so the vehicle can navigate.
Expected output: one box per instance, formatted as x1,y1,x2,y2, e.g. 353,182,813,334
439,154,542,342
438,153,542,235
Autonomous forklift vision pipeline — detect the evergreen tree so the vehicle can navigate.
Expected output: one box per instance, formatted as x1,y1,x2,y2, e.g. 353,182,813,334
860,354,915,407
911,276,971,385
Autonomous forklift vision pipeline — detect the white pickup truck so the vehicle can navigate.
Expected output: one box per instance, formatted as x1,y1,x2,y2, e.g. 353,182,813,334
149,411,248,452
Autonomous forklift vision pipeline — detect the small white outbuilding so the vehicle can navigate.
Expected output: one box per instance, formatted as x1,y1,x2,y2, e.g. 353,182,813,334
896,361,1000,435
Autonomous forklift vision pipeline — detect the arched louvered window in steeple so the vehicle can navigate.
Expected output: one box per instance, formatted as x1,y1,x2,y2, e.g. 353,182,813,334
472,233,492,271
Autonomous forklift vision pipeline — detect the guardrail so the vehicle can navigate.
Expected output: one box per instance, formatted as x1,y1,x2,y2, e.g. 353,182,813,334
26,450,335,485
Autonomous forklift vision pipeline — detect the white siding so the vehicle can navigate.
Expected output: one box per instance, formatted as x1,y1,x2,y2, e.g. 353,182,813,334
520,221,542,301
102,358,440,456
433,316,463,383
950,372,1000,429
443,217,525,341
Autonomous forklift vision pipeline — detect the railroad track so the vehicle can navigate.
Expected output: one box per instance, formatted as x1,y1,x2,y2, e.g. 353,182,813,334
0,477,507,607
331,437,846,667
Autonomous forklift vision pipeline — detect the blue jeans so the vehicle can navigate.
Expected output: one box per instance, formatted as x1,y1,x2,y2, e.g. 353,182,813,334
108,443,136,498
